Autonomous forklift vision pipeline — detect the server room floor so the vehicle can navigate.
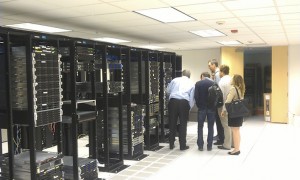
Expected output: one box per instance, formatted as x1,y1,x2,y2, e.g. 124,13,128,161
2,116,300,180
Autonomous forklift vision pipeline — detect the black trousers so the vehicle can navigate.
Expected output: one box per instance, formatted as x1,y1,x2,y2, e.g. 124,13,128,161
215,108,224,142
168,98,190,148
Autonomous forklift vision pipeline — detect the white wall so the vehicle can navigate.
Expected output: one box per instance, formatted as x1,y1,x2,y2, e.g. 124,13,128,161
175,48,221,84
175,48,221,115
288,45,300,119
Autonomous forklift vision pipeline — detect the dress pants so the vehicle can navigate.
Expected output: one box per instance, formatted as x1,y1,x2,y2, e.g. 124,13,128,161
168,98,190,148
215,108,224,143
218,108,232,149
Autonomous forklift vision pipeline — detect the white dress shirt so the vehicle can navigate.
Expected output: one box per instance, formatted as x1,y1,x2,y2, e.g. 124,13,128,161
167,76,195,109
218,75,232,111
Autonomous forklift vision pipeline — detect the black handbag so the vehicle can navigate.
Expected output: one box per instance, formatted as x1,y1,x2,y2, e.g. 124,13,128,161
225,87,250,118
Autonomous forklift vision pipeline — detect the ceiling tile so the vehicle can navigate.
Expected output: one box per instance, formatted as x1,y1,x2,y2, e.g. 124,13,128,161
282,19,300,25
280,13,300,20
253,26,285,34
2,0,60,12
40,0,102,8
223,0,275,10
0,17,21,25
109,0,168,11
278,5,300,14
245,20,282,27
161,0,217,6
168,21,210,31
202,18,246,29
239,15,280,22
176,2,227,14
92,12,145,22
192,11,234,20
232,7,277,17
69,3,126,16
275,0,300,6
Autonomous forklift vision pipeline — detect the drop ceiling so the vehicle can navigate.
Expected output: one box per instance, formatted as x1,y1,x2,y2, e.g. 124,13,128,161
1,0,300,50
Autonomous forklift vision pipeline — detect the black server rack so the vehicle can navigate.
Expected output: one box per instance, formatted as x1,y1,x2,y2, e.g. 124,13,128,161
122,48,146,160
0,29,64,180
0,29,15,179
59,38,98,180
159,52,174,142
95,44,126,172
175,55,183,77
141,50,161,151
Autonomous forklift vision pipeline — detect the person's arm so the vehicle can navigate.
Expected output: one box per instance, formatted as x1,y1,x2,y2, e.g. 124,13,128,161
194,83,199,108
167,80,174,95
189,85,195,109
221,86,235,116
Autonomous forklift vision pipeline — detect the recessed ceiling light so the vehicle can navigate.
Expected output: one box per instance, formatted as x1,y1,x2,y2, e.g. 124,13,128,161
92,37,131,43
134,7,195,23
139,45,164,50
190,29,226,37
5,23,71,33
218,40,242,45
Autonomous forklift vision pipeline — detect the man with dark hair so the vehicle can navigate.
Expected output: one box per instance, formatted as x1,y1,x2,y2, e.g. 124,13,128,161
208,59,224,146
167,70,195,150
194,72,216,151
218,65,232,150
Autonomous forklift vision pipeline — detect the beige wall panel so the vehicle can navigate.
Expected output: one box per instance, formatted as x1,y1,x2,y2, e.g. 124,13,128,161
271,46,288,123
221,47,244,77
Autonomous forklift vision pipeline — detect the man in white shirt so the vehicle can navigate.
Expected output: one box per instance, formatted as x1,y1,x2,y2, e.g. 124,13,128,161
217,65,232,150
167,70,195,150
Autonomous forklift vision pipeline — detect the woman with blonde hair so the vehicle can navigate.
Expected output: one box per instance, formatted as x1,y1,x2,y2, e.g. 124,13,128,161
222,74,245,155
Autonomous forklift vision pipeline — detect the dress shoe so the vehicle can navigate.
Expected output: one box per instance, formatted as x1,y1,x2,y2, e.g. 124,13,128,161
207,146,212,151
213,141,223,145
180,146,189,151
170,144,175,150
213,135,219,141
217,146,230,150
198,146,203,151
228,151,240,155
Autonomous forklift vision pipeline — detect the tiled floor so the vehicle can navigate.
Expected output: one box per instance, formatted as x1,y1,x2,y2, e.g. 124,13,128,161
105,116,300,180
2,115,300,180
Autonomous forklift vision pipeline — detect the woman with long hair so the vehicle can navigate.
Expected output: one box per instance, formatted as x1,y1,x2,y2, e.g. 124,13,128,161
222,74,245,155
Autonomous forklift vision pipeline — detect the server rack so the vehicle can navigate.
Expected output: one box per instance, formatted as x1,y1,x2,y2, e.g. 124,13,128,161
59,38,98,180
0,29,15,179
159,52,174,142
0,29,64,180
95,43,125,172
175,55,183,77
141,50,161,151
122,48,146,160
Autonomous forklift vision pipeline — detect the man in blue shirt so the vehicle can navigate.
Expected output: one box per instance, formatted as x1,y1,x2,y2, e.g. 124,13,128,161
194,72,215,151
167,70,195,150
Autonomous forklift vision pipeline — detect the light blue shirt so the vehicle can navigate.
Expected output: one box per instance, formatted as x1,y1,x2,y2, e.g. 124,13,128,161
167,76,195,109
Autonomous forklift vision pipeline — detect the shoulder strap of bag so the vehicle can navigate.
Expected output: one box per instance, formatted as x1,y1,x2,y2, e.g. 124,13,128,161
234,87,241,100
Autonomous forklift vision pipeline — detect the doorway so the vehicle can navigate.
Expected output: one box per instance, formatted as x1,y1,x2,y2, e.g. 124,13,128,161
243,47,272,117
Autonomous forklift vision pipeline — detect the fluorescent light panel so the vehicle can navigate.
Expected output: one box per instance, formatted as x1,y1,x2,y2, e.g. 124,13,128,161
218,40,242,45
139,45,164,49
93,37,131,43
5,23,71,33
135,7,195,23
190,29,226,37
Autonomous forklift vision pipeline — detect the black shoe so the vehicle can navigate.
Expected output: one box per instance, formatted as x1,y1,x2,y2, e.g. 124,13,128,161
217,146,230,150
198,146,203,151
180,146,189,151
207,146,212,151
213,135,219,141
213,141,223,145
228,151,240,155
170,144,175,150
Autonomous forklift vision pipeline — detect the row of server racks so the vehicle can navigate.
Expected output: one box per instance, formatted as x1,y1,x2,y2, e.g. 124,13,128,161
0,27,182,180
